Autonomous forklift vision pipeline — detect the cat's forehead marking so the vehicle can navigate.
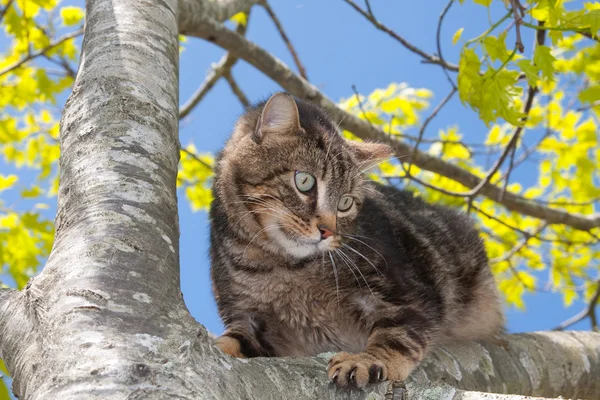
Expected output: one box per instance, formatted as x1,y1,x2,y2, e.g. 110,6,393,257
317,177,329,213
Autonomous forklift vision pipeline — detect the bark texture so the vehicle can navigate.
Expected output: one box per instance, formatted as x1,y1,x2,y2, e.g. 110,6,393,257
0,1,599,400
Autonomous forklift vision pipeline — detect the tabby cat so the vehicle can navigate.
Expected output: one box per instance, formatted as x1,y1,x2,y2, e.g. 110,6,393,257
209,92,503,388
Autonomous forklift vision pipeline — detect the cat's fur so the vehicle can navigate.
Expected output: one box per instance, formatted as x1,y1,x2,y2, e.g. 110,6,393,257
209,92,504,388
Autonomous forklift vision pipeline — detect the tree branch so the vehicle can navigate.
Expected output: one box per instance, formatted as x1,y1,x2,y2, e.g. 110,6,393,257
489,222,548,264
179,0,260,32
181,148,213,170
464,85,537,212
0,29,83,78
180,19,248,119
183,17,600,231
509,0,526,52
223,71,250,107
436,0,457,88
554,281,600,331
261,0,308,80
406,87,457,170
0,0,14,25
342,0,459,72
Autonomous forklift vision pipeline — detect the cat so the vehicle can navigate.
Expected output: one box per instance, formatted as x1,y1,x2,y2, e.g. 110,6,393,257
209,92,504,388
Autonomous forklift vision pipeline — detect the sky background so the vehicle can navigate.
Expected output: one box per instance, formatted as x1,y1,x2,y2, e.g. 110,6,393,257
175,0,595,335
0,0,596,362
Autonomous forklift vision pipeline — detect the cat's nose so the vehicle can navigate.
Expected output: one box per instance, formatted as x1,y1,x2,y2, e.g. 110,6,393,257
318,225,334,240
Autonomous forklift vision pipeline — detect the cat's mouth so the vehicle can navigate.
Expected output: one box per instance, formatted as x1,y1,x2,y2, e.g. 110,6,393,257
268,222,338,259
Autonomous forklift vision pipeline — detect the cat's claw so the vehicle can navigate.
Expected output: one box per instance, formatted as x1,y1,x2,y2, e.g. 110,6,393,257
327,352,387,388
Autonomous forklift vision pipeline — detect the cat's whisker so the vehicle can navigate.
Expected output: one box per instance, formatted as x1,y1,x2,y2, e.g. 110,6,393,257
333,249,362,289
342,242,384,276
328,251,340,307
336,248,376,299
234,200,300,226
342,235,389,270
242,224,282,258
353,156,397,179
333,110,348,133
238,197,309,229
233,208,296,232
323,113,348,163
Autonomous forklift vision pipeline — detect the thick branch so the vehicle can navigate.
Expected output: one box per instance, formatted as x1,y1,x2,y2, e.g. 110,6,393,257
179,0,260,33
183,17,600,231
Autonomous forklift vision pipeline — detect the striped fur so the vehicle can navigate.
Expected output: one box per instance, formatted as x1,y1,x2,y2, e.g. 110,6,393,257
209,93,504,388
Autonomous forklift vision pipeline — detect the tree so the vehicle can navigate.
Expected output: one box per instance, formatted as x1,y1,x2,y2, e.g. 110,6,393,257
0,0,599,398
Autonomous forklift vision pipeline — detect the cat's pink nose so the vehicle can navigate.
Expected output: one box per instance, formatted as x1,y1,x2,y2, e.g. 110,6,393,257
319,225,334,240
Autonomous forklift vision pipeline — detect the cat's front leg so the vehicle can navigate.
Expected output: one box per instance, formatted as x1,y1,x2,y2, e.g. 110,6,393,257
327,325,429,388
215,317,276,359
215,327,269,358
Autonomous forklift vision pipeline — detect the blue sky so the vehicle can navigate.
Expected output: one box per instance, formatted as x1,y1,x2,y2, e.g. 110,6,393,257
1,0,596,351
176,0,595,335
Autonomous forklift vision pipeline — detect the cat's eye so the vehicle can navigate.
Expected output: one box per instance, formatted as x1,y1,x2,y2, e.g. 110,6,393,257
295,171,316,192
337,195,354,212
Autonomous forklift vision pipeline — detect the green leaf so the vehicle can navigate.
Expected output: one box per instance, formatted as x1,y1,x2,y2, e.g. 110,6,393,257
579,85,600,103
517,59,540,86
20,186,42,199
534,45,556,79
458,48,483,106
483,32,510,62
473,0,492,6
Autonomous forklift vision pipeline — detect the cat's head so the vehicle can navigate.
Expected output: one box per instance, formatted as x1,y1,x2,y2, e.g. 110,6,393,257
215,92,393,260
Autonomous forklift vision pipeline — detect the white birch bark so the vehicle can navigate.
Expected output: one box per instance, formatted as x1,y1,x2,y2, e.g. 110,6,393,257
0,1,599,399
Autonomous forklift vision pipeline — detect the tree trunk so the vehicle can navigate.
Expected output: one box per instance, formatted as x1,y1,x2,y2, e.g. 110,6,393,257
1,1,599,399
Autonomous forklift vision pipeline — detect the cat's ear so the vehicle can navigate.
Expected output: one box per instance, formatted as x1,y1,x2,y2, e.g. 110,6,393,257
254,93,301,141
347,140,395,166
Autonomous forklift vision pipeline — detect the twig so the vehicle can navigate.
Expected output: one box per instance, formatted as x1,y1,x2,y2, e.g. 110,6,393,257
351,84,373,126
521,20,600,43
499,144,517,203
0,0,14,24
554,281,600,331
436,0,456,89
464,86,534,207
223,71,250,107
473,205,598,246
181,148,213,170
509,0,526,52
342,0,459,72
261,0,308,80
42,55,77,78
179,16,249,119
0,29,83,78
490,223,548,264
576,99,600,111
407,87,457,170
179,54,238,119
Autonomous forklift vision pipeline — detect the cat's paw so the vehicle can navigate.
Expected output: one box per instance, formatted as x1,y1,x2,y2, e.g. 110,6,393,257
215,335,246,358
327,352,387,388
